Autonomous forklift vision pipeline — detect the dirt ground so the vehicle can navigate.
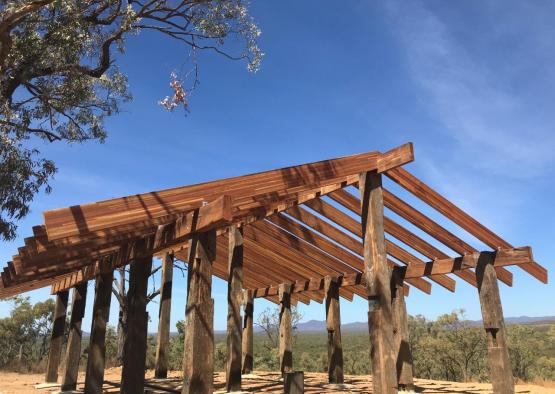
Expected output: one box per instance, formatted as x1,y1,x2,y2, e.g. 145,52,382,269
0,369,553,393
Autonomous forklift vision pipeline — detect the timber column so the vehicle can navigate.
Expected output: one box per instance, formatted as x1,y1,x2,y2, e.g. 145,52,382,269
359,171,397,394
476,254,514,394
155,252,174,379
84,270,114,393
182,229,216,394
61,282,88,391
121,240,153,394
325,275,344,384
45,290,69,383
391,268,414,390
279,283,293,376
242,290,254,374
226,225,244,392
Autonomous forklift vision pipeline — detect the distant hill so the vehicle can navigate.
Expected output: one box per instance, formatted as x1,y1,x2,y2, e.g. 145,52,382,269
291,316,555,333
155,315,555,337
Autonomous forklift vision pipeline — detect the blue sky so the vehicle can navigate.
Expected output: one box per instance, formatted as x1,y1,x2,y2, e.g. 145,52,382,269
1,0,554,332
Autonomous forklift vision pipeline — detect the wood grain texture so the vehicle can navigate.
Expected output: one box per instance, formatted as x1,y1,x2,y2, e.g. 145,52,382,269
242,290,254,374
121,246,152,394
226,225,243,392
325,276,344,384
360,171,398,394
84,270,113,393
476,255,515,394
155,253,173,379
45,290,69,383
386,167,546,283
182,230,216,394
61,283,87,391
279,283,293,376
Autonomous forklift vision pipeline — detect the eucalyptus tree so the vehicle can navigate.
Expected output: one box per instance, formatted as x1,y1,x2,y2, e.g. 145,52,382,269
0,0,262,240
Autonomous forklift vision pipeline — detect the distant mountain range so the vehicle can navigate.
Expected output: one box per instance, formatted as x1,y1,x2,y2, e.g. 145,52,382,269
162,316,555,336
288,315,555,333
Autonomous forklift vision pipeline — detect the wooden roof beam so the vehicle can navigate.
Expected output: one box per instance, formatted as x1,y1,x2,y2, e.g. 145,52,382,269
43,143,413,240
252,247,533,298
302,197,456,292
385,167,547,283
327,189,477,287
283,206,432,294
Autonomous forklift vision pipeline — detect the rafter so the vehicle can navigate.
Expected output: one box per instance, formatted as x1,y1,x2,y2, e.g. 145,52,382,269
252,247,534,298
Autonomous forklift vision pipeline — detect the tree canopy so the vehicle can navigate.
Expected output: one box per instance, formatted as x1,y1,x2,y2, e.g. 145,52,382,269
0,0,262,240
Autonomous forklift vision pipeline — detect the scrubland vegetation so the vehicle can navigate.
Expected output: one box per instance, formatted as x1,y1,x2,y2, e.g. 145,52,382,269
1,297,554,384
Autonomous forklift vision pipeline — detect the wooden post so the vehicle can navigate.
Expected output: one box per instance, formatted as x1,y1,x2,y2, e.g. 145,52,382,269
359,171,398,394
182,229,216,394
121,246,153,394
284,371,304,394
226,225,243,392
45,290,69,383
155,252,174,379
476,255,514,394
242,290,254,375
391,268,414,390
84,270,113,393
61,282,88,391
325,276,344,384
279,283,293,376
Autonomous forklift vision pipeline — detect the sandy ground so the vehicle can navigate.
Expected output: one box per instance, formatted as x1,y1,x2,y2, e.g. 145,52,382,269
0,369,553,393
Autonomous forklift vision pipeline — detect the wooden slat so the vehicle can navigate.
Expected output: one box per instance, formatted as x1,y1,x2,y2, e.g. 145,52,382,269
17,195,233,273
284,206,432,294
328,189,477,287
44,144,413,240
303,197,456,292
386,167,546,283
252,248,533,298
382,190,513,286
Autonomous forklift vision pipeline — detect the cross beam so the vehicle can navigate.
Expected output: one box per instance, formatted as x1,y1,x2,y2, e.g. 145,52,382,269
251,247,533,298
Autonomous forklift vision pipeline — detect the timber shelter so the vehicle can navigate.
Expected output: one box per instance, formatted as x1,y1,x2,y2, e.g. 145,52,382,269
0,142,548,394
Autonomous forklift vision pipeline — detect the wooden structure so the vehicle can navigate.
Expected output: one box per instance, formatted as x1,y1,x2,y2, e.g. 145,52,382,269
0,142,547,394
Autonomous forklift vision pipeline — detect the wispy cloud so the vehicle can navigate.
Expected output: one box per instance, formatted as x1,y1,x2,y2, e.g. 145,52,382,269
386,0,555,178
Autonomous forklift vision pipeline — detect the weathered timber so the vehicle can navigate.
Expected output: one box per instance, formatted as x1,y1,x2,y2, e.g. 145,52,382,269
84,270,113,393
279,283,293,376
391,269,414,390
250,247,534,298
476,255,514,394
43,144,412,240
303,197,455,292
242,290,254,374
284,371,304,394
18,195,232,285
226,225,243,392
182,230,216,394
386,167,546,283
155,252,174,379
360,171,397,394
121,244,153,394
45,290,69,383
61,283,87,391
325,276,344,384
